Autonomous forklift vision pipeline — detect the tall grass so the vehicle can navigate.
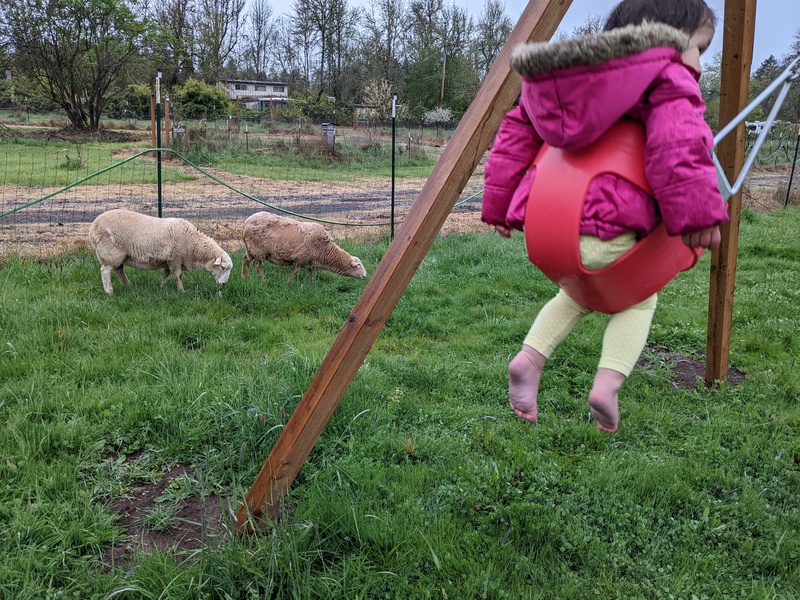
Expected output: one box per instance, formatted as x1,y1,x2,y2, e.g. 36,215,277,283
0,209,798,598
0,137,193,187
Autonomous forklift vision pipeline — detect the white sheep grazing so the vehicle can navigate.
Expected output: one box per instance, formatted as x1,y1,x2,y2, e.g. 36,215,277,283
241,212,367,282
89,208,233,295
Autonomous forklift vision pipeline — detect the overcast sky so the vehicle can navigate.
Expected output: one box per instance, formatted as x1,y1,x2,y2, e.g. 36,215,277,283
517,0,799,68
277,0,798,70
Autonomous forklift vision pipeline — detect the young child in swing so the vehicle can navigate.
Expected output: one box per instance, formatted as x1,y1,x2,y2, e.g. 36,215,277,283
481,0,730,433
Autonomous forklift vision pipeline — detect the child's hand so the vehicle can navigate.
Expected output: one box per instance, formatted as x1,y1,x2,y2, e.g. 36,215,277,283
681,225,721,250
494,224,512,238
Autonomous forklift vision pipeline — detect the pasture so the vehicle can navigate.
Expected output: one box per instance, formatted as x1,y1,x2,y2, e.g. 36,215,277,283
1,204,799,597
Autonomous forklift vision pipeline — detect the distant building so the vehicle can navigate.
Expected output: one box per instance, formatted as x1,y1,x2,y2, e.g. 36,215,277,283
217,79,289,111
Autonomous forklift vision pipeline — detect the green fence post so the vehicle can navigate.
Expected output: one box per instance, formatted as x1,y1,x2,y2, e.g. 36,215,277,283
156,69,163,217
391,95,397,240
786,129,799,208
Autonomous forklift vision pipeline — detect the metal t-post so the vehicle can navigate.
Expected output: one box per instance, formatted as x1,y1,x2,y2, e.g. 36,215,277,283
391,95,397,239
787,129,799,208
156,69,163,218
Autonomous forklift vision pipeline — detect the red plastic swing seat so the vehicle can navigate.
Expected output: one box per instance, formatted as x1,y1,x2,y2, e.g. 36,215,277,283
524,119,703,314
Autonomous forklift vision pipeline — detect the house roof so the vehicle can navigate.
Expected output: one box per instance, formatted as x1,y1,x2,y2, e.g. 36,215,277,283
218,79,288,86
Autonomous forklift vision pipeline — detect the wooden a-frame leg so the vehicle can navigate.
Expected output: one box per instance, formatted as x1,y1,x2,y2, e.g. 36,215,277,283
235,0,574,532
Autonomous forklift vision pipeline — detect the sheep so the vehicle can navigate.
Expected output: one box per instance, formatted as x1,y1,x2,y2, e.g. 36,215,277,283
88,208,233,294
241,212,368,282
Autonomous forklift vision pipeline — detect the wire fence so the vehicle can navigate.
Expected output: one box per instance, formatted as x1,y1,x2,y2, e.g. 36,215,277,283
0,113,798,262
0,116,483,261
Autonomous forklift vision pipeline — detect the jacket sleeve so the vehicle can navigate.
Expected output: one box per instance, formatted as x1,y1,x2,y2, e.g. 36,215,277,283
481,99,544,227
641,63,730,236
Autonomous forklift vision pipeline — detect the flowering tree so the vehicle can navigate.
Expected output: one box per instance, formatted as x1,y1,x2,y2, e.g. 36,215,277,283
423,106,453,141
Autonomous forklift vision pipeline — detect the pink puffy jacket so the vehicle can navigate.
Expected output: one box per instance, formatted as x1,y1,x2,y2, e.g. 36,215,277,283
481,22,729,240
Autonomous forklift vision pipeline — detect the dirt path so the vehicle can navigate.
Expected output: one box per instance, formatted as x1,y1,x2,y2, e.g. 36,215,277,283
1,136,796,261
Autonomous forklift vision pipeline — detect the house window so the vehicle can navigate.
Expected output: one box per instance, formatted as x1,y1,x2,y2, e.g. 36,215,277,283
273,86,285,93
235,83,247,90
254,85,266,91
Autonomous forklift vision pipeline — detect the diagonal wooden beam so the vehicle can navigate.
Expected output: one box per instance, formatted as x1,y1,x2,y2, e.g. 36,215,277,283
235,0,574,531
706,0,756,384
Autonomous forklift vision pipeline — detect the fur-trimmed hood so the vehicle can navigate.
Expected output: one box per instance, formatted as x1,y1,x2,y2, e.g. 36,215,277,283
511,22,689,76
511,22,693,150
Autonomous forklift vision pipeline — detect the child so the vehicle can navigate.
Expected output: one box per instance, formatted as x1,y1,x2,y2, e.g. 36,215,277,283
481,0,730,433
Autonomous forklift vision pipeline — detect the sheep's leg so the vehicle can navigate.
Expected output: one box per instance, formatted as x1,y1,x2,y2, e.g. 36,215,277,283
160,268,171,289
100,265,114,295
170,265,185,292
255,260,266,281
289,264,301,281
114,266,131,287
242,252,251,277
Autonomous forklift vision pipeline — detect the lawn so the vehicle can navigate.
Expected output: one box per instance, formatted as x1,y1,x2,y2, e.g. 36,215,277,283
0,208,798,598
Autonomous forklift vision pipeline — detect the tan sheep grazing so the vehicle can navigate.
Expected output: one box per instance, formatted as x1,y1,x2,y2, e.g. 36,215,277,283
89,208,233,295
241,212,368,282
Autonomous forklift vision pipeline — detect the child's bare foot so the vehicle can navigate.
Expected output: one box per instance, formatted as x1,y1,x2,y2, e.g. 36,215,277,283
588,368,626,433
508,345,546,423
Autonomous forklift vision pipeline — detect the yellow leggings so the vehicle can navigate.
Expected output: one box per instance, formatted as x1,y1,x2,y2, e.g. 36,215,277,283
523,234,657,377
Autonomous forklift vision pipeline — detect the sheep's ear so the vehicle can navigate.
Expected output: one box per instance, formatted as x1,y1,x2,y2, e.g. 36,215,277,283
214,257,222,266
350,258,359,266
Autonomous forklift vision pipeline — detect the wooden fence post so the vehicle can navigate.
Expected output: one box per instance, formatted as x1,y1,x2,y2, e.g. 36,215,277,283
164,97,171,147
150,95,156,148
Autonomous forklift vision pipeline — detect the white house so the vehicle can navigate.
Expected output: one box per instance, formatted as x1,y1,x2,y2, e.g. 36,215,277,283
217,79,289,111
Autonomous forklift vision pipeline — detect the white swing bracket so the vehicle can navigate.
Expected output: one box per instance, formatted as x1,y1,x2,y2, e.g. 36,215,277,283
713,55,800,200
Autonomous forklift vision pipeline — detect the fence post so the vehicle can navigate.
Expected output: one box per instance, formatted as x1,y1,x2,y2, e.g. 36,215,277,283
391,95,397,239
150,95,156,148
156,69,163,218
786,128,799,208
164,96,171,147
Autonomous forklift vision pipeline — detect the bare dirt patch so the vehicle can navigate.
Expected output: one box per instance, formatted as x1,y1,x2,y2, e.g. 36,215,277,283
102,461,231,571
640,345,747,390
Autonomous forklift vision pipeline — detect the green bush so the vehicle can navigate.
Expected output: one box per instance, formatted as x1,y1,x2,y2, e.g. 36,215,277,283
172,78,231,120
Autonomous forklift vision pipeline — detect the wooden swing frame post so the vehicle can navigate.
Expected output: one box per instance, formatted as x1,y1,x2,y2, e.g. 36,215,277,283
234,0,575,532
706,0,756,384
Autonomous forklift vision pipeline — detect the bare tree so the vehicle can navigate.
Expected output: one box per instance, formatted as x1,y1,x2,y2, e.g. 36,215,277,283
195,0,246,83
472,0,512,79
288,0,322,91
241,0,275,79
360,0,408,86
552,13,604,42
149,0,197,87
291,0,333,93
406,0,445,60
326,0,359,100
289,0,356,101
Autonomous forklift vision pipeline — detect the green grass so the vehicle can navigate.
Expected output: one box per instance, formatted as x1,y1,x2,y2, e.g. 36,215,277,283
174,131,439,181
0,137,193,187
0,209,799,598
0,130,437,192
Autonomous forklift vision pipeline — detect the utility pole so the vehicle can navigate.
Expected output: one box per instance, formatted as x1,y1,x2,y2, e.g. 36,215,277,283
440,44,446,105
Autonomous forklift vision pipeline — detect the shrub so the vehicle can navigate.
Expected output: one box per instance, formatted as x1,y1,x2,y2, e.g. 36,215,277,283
173,79,231,120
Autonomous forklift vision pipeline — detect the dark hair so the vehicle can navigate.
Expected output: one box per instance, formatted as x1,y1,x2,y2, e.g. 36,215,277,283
603,0,716,33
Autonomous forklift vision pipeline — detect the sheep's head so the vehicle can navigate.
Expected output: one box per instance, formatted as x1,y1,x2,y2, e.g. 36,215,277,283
348,257,368,279
210,252,234,284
